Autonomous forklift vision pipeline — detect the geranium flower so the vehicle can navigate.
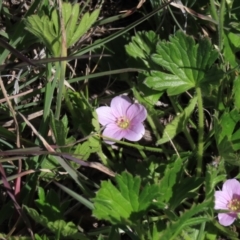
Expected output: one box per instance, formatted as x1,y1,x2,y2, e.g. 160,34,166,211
96,95,147,144
214,179,240,226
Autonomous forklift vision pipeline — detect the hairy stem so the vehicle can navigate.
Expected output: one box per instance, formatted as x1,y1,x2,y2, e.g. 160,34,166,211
196,87,204,177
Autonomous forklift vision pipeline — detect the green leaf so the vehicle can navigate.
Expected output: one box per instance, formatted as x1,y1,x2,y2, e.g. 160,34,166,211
170,177,203,210
50,113,69,149
144,31,220,95
34,234,50,240
37,186,46,203
223,32,240,66
40,155,60,180
93,172,160,225
47,220,82,237
24,205,48,227
158,158,183,203
69,9,100,46
215,109,240,145
74,142,91,161
25,15,61,56
157,95,197,145
24,206,87,239
160,201,210,240
35,189,63,222
61,3,73,27
214,110,240,165
65,4,80,47
125,30,160,69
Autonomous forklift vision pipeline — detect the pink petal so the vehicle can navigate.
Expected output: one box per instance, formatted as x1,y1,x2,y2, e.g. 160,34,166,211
214,191,230,210
101,123,126,145
218,213,236,226
110,96,132,118
126,103,147,123
96,106,116,126
222,179,240,198
124,123,145,141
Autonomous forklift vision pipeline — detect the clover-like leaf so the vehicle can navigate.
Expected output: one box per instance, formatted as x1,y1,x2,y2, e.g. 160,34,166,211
93,172,160,225
145,31,221,95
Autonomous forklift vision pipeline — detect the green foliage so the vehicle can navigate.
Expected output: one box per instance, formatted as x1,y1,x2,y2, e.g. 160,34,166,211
125,30,160,69
158,157,183,203
223,32,240,66
93,172,160,225
50,113,73,152
215,109,240,165
125,31,162,105
157,96,197,145
144,31,222,95
74,135,101,161
3,0,240,239
24,188,87,239
159,201,210,240
233,75,240,109
25,2,99,56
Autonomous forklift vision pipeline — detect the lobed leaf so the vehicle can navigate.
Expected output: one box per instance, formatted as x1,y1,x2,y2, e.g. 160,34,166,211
145,31,220,95
69,9,100,46
125,30,160,69
93,172,160,225
25,15,61,56
158,158,183,203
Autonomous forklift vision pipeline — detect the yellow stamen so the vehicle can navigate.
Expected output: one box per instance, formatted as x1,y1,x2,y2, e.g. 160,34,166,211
116,117,130,129
228,198,240,211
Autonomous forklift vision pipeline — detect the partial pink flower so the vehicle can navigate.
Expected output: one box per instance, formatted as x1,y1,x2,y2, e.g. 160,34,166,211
214,179,240,226
96,95,147,144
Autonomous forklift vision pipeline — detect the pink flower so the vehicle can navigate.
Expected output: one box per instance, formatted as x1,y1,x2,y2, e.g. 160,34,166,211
96,96,147,144
214,179,240,226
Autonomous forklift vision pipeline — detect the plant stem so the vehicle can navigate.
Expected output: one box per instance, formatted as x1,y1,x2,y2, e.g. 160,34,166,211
55,61,66,120
218,0,225,51
98,134,168,153
209,0,218,21
55,0,67,120
196,87,204,177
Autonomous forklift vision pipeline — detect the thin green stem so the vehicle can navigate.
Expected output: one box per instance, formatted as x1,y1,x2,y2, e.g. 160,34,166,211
97,150,114,168
209,0,218,21
98,134,166,153
55,61,66,120
139,149,147,159
55,1,67,120
169,96,195,151
196,87,204,177
146,114,161,140
218,0,226,51
134,222,145,240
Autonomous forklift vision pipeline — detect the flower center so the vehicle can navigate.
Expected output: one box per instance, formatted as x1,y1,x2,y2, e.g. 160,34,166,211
116,116,130,129
228,198,240,212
